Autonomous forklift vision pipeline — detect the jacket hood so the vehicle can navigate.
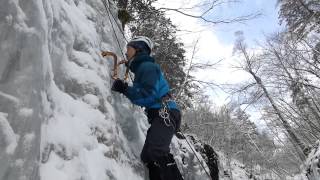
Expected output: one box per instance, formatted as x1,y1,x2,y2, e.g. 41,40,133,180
129,52,155,73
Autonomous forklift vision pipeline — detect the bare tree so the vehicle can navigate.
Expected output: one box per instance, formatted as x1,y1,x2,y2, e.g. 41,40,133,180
232,32,306,161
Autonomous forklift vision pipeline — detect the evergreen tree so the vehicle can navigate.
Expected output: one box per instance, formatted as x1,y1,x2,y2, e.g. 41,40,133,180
115,0,197,108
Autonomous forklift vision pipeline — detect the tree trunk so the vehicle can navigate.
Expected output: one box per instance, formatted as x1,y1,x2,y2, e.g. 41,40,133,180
248,69,306,161
271,45,320,135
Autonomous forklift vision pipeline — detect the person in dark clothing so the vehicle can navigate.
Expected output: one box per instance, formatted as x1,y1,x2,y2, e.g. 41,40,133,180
111,36,183,180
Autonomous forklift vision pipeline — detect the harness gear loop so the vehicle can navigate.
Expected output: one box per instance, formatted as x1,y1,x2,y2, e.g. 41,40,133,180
159,101,171,127
159,95,176,129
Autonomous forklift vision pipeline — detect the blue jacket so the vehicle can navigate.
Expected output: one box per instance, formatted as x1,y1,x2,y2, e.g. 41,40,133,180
123,52,179,110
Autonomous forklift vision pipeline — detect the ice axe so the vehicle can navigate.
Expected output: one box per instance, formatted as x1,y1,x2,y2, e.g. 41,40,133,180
101,51,130,81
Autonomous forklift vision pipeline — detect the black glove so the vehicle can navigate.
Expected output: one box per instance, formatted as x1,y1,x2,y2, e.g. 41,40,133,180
111,79,128,94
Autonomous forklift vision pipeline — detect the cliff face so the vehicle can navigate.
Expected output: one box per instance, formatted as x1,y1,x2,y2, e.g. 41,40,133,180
0,0,147,179
0,0,51,179
0,1,216,180
305,141,320,180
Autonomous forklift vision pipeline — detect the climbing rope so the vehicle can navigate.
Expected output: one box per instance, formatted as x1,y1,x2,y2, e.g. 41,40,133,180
159,98,212,179
100,0,133,81
159,100,211,178
180,131,212,179
101,0,126,59
104,0,128,43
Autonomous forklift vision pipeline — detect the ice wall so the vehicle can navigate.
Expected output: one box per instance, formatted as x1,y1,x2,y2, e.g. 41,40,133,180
0,0,216,180
0,0,148,179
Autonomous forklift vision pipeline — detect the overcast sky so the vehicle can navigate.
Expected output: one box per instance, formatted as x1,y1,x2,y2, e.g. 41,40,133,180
208,0,282,44
155,0,282,99
155,0,284,128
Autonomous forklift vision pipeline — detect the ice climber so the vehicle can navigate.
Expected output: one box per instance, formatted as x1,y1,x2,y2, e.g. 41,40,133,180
111,36,184,180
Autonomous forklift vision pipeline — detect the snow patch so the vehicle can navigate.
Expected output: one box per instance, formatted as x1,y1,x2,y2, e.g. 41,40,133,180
22,132,36,153
18,108,34,117
15,159,25,167
0,91,20,105
304,141,320,180
71,50,97,70
63,60,106,95
0,112,19,154
82,94,100,108
5,15,13,25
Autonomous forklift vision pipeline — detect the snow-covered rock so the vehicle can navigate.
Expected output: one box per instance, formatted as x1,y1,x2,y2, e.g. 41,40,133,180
172,134,219,180
0,0,144,179
306,141,320,180
0,0,216,180
0,112,19,155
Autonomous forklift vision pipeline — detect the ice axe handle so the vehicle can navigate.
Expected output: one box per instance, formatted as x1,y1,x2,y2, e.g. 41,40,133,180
101,51,118,80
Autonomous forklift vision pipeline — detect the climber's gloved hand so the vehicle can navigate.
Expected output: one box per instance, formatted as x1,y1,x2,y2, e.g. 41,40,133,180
111,79,128,94
124,60,130,68
119,59,131,68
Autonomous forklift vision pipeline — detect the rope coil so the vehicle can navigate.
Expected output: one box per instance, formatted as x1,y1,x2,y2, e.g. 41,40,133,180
159,100,172,127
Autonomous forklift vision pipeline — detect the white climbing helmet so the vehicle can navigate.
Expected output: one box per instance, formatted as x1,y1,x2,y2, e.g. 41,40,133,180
129,36,154,51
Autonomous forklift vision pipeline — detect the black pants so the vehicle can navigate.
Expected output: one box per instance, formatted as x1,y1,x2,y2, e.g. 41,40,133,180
141,109,183,180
